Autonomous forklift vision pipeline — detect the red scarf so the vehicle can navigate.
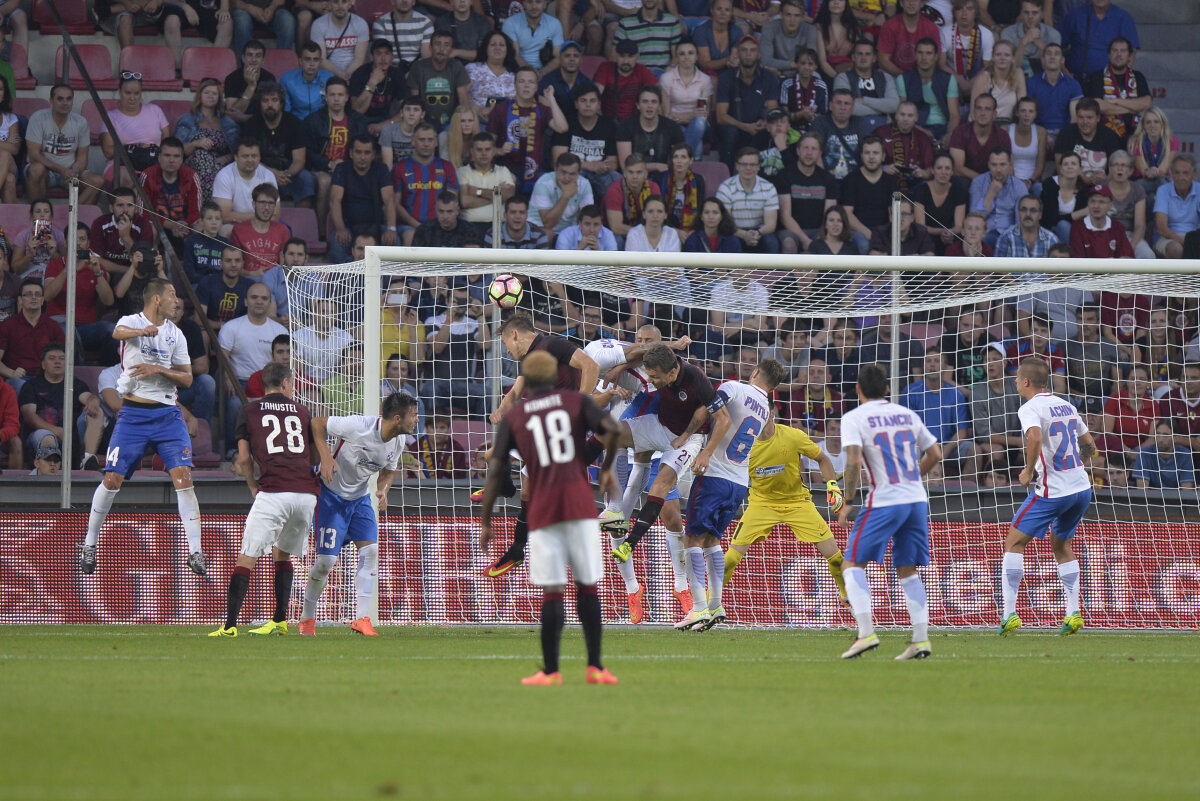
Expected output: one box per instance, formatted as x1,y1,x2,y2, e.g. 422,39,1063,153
664,170,699,230
952,24,981,78
1102,65,1137,137
623,179,652,226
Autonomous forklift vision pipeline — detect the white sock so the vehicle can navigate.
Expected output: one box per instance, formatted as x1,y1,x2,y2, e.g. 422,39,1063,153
302,554,338,620
610,532,640,593
899,574,929,643
665,529,689,593
175,487,202,554
85,485,119,546
685,546,707,612
609,448,630,511
1058,559,1080,616
621,462,648,520
1001,551,1024,618
844,566,874,638
355,543,378,621
703,546,725,609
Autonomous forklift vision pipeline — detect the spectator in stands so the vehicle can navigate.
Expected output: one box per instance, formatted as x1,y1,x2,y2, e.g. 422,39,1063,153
488,67,569,193
502,0,564,72
311,0,370,81
898,38,959,143
100,75,171,188
1129,106,1176,211
1027,54,1083,156
1000,0,1057,74
43,224,117,363
416,416,470,478
913,153,966,254
0,377,21,467
841,136,898,252
29,443,62,476
1154,155,1200,260
1134,306,1177,393
776,132,837,251
657,143,704,230
230,184,289,278
1040,150,1086,241
659,40,713,162
595,40,658,122
612,0,683,72
551,86,618,198
807,203,859,255
24,84,102,206
12,200,66,281
328,134,400,261
683,196,743,254
1063,305,1126,412
540,39,593,112
1103,364,1157,458
438,106,478,168
779,48,828,133
808,88,867,180
1005,313,1068,389
1131,420,1196,490
423,281,490,417
970,147,1025,245
294,298,354,383
717,146,782,253
1007,97,1047,194
1106,150,1154,260
436,0,494,63
625,195,682,267
466,31,518,114
603,152,661,244
487,194,548,247
175,80,240,204
940,0,992,98
240,83,314,209
457,133,516,235
0,0,27,61
281,41,334,121
412,191,471,247
876,0,939,76
372,0,434,64
529,152,594,237
224,40,274,125
868,196,936,255
1054,96,1121,184
716,34,782,167
213,139,279,224
183,202,231,286
381,354,425,434
1082,36,1149,143
17,341,105,469
616,85,685,180
219,282,287,395
196,246,254,332
113,243,166,317
902,346,975,471
231,0,296,58
1165,362,1200,453
815,319,862,395
874,100,934,192
814,0,860,78
556,203,619,250
695,0,749,74
1070,183,1133,258
98,0,183,66
859,311,924,383
378,98,426,170
761,318,810,388
410,31,472,130
758,0,818,74
949,92,1012,180
140,138,203,251
945,209,994,257
263,238,323,327
304,77,369,234
166,298,214,424
968,343,1022,486
977,41,1027,126
1059,0,1138,78
348,38,409,133
248,334,297,400
89,187,154,276
0,248,16,322
941,308,995,387
833,38,899,133
785,357,844,434
394,121,459,241
381,279,428,371
320,340,367,415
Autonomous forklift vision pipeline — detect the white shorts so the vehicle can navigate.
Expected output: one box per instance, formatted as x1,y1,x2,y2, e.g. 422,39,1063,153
241,491,317,558
624,415,704,478
528,518,604,587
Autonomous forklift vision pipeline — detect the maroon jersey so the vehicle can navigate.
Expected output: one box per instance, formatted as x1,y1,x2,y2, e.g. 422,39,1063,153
1165,389,1200,440
235,393,320,495
656,357,716,435
494,389,608,531
527,333,581,391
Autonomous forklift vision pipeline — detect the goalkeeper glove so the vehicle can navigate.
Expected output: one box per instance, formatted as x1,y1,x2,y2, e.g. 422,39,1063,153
826,480,845,513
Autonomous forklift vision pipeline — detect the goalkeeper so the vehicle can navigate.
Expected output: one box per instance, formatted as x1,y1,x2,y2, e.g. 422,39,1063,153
723,411,849,606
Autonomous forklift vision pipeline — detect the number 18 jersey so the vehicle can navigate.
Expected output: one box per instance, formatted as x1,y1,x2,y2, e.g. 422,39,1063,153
704,381,771,487
841,399,938,507
1018,393,1092,498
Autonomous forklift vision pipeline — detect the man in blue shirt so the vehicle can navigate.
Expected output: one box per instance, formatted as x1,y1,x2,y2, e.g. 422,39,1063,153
1154,155,1200,259
1058,0,1139,78
1026,43,1082,139
1132,421,1197,490
900,346,975,473
502,0,564,73
970,148,1028,246
715,34,781,168
281,41,333,120
554,204,618,251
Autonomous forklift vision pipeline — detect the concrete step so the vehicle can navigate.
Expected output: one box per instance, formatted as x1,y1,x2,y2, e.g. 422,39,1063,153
1128,51,1200,82
1135,24,1200,51
1148,80,1200,108
1117,0,1200,24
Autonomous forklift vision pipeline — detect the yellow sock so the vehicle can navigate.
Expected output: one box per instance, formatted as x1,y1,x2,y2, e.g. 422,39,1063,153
827,549,847,597
723,548,743,586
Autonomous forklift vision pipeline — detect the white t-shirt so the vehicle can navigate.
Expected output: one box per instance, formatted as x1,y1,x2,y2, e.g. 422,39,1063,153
217,315,288,382
115,313,191,405
98,364,122,419
804,440,847,478
311,13,370,73
324,414,404,500
841,398,938,507
941,24,994,68
212,164,279,214
705,381,772,486
584,338,652,396
708,279,770,325
1017,392,1092,498
293,324,353,382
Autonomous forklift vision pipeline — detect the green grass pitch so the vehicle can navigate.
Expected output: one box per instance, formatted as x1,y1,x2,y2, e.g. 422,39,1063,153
1,626,1196,801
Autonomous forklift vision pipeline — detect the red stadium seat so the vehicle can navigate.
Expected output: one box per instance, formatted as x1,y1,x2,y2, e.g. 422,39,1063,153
13,96,49,121
33,0,97,34
54,204,103,230
0,204,27,239
120,45,183,91
81,99,121,145
580,55,604,80
280,207,327,255
190,419,222,468
692,159,730,188
356,0,393,19
157,99,196,133
262,48,299,78
181,47,237,89
8,45,36,90
56,45,119,91
73,366,105,393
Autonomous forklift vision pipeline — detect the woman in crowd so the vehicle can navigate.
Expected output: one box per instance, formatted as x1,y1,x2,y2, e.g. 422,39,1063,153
101,74,170,188
1041,151,1087,243
625,196,682,255
1134,308,1181,396
175,78,240,202
694,0,748,74
465,32,519,116
970,40,1025,124
0,80,19,203
439,106,478,167
11,199,65,280
814,0,860,79
684,196,742,253
1106,150,1154,260
1102,365,1159,461
660,39,714,161
913,153,967,255
1128,106,1177,214
630,197,690,336
807,204,860,255
1007,96,1046,194
660,143,707,231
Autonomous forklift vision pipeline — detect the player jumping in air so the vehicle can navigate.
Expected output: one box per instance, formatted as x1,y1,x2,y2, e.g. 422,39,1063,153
838,364,943,660
210,363,319,637
999,357,1097,637
80,280,205,577
723,411,850,611
479,351,621,685
299,392,419,636
484,313,599,578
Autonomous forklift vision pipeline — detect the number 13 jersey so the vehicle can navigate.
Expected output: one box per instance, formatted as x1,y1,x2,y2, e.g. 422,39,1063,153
841,399,938,507
236,393,320,495
1018,392,1092,498
322,415,405,500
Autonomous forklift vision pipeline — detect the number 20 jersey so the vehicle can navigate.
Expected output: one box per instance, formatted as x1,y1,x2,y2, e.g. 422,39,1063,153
703,381,771,487
235,393,320,495
1018,392,1092,498
841,399,938,507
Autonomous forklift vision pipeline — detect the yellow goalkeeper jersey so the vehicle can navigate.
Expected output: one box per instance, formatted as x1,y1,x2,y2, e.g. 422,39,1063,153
748,423,822,504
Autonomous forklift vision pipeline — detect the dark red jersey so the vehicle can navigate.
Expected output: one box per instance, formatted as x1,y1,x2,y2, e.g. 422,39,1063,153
527,333,581,391
235,393,320,495
494,389,609,531
656,357,716,435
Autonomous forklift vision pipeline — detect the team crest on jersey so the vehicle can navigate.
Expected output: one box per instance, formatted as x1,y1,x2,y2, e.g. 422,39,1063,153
164,333,176,347
181,445,192,459
679,391,688,400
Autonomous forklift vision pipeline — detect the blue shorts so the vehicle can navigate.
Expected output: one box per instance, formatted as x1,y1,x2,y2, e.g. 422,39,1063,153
645,458,683,502
686,475,747,538
1011,488,1092,541
846,501,930,567
104,404,193,478
315,489,378,555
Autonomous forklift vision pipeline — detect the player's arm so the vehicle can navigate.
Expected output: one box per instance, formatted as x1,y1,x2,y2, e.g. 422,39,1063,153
311,416,337,484
919,441,943,478
235,439,258,496
815,449,846,513
478,420,514,550
128,360,193,388
375,468,396,513
1018,425,1041,488
490,375,525,425
1078,431,1097,460
691,399,731,475
838,444,863,525
571,347,600,397
669,403,710,450
113,321,159,340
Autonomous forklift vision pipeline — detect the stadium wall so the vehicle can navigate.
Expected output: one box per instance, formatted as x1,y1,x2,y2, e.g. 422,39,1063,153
2,512,1197,629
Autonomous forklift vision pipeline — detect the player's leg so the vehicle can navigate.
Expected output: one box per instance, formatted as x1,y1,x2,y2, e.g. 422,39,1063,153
840,506,894,658
659,498,692,613
348,496,381,635
524,524,568,685
301,492,348,633
253,494,316,634
487,472,529,577
154,407,205,574
1001,492,1050,635
607,454,649,616
700,532,726,626
215,492,279,635
724,502,775,585
892,504,932,660
621,443,692,555
82,407,148,573
212,553,257,637
1051,489,1090,635
565,518,617,683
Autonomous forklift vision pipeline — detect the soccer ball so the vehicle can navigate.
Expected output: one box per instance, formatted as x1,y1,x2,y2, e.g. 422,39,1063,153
488,274,524,309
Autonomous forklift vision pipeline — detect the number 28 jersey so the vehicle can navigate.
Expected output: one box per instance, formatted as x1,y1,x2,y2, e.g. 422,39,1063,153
235,393,320,495
1018,392,1092,498
704,381,771,487
841,399,938,507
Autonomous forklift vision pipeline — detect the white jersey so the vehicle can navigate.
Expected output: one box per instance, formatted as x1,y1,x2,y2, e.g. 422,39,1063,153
584,338,652,397
1017,392,1092,498
115,313,190,405
841,399,938,507
704,381,772,486
323,415,404,500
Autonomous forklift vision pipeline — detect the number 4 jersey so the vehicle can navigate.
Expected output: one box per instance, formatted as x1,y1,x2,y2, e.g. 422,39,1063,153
704,381,771,486
841,399,939,507
235,393,320,495
1018,392,1092,498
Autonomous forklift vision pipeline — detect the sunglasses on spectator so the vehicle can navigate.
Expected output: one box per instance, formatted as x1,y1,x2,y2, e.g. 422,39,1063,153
121,71,142,80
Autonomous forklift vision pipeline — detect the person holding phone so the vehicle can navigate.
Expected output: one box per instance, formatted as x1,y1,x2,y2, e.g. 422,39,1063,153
12,199,66,280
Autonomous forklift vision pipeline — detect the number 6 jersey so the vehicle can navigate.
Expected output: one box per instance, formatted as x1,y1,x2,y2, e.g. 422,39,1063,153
1017,392,1092,498
235,393,320,495
703,381,771,486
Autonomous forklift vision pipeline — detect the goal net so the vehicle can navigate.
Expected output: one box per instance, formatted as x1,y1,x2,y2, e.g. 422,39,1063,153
285,247,1200,630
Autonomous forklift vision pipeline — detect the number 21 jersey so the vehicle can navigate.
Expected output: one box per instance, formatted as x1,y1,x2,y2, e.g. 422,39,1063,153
841,399,938,507
235,393,320,495
1018,392,1092,498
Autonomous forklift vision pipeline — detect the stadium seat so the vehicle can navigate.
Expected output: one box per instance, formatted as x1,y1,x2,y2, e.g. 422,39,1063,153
692,160,730,188
0,204,27,238
56,45,119,91
157,99,196,132
181,47,237,89
901,323,944,348
280,207,327,255
81,99,121,145
262,48,299,78
33,0,96,34
356,0,393,21
13,97,49,121
191,419,222,468
580,55,604,80
73,366,105,393
120,46,183,91
53,204,103,229
8,44,36,90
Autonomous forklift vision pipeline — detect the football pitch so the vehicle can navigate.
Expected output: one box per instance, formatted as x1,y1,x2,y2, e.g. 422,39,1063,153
1,626,1196,801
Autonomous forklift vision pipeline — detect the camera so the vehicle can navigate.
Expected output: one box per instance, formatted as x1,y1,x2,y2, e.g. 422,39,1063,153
130,242,158,278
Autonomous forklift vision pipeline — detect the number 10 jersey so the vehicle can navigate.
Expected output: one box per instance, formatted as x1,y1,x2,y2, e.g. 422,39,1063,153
841,399,939,508
236,393,320,495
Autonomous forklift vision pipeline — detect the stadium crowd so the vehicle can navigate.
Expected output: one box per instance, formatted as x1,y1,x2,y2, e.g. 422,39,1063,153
0,0,1198,492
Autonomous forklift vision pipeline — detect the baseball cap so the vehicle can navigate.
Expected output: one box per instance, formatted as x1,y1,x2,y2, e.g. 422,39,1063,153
1086,184,1113,200
987,342,1008,360
738,32,759,46
765,108,788,122
615,39,638,55
35,444,62,461
561,40,583,53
